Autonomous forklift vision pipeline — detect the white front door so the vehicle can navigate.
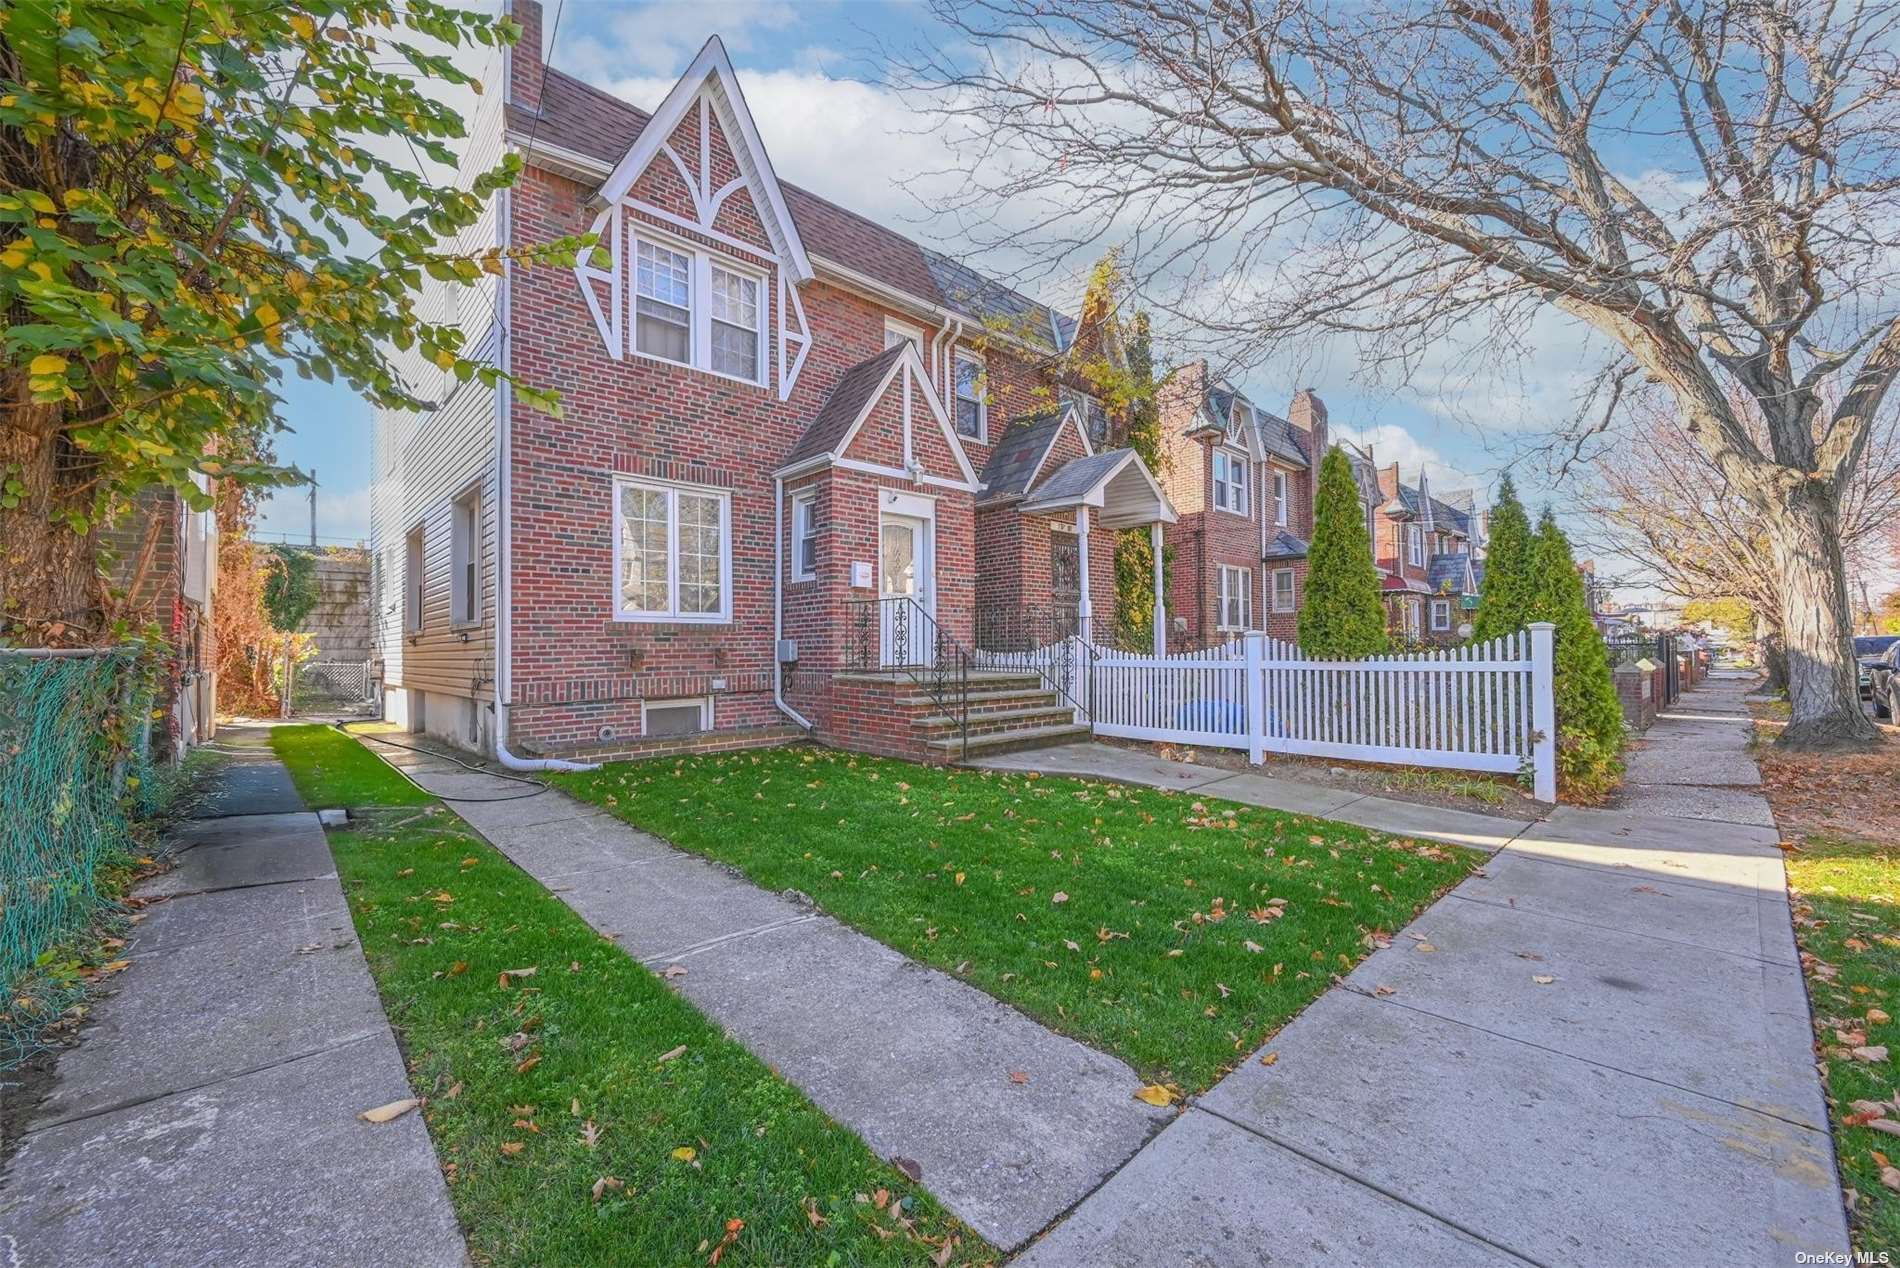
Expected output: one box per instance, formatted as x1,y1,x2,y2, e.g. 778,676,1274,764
879,513,932,665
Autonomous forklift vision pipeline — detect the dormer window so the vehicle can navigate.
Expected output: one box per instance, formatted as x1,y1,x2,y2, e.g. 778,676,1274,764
1213,449,1249,516
1408,523,1424,566
1273,471,1289,526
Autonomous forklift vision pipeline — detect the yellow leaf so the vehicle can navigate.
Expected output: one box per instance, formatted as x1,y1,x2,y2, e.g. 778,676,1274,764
29,354,67,377
670,1145,697,1162
22,190,56,214
1133,1084,1177,1107
289,12,317,40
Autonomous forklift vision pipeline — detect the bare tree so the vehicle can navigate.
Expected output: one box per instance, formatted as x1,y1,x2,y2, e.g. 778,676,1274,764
1573,393,1900,689
895,0,1900,746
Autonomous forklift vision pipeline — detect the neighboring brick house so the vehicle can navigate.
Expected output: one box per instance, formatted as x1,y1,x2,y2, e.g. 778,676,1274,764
1155,363,1328,647
102,481,218,756
1340,444,1486,644
369,3,1174,763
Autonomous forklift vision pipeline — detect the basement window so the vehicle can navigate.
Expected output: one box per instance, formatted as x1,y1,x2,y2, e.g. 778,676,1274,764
643,696,711,738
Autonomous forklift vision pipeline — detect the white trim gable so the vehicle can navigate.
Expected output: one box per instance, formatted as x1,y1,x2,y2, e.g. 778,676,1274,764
592,37,812,285
1022,404,1095,493
776,272,811,401
780,345,980,490
573,203,623,357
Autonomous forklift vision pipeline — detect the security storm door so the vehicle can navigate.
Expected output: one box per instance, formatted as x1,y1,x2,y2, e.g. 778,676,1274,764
1051,530,1081,641
879,514,933,665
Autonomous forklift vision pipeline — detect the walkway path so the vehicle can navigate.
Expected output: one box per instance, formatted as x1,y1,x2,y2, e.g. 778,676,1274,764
355,734,1169,1253
984,676,1847,1266
1613,671,1775,825
0,727,464,1268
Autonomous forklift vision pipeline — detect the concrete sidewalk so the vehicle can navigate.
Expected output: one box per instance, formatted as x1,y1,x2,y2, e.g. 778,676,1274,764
1614,670,1775,826
0,727,464,1268
355,733,1169,1253
999,687,1848,1266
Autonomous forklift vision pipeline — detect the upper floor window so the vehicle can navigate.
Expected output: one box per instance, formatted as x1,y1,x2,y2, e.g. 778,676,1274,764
404,527,425,633
1408,523,1424,566
614,476,731,622
884,317,926,355
633,233,766,386
953,352,985,440
1273,470,1289,526
635,238,691,364
1213,449,1249,516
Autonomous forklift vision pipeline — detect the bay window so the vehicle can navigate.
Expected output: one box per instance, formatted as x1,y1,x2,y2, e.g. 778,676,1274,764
614,477,731,622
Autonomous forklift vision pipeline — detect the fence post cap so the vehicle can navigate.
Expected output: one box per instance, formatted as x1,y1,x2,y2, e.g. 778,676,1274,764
1528,621,1556,631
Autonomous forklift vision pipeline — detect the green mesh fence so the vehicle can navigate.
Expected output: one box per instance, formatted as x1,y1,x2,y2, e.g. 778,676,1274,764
0,645,157,1066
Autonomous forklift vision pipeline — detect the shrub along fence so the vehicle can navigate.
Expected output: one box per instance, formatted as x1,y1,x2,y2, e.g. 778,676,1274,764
1085,624,1557,801
0,645,158,1065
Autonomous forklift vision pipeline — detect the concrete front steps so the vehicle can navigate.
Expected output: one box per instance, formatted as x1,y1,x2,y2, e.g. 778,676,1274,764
830,668,1090,762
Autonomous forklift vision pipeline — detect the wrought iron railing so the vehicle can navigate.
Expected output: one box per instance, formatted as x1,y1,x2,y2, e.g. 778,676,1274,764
848,596,973,757
971,603,1092,717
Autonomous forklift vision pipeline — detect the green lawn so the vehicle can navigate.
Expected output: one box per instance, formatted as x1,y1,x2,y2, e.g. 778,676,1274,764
1785,833,1900,1256
552,746,1483,1092
271,723,435,808
332,807,988,1267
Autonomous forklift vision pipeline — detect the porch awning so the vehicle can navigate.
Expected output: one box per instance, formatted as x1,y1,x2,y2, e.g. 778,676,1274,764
1017,448,1178,529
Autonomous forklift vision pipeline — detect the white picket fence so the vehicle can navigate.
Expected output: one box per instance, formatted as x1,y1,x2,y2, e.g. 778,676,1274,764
1083,623,1557,801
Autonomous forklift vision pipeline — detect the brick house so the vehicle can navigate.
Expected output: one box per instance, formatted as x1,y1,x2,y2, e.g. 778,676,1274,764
103,481,218,756
369,3,1174,764
1339,444,1486,643
1155,363,1329,647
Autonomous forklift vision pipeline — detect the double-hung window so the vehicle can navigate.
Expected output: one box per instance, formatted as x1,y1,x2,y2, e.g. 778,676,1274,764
1217,565,1252,631
451,489,480,626
1273,471,1289,526
1408,523,1424,566
614,477,731,622
709,265,760,380
1272,568,1296,613
1431,598,1451,631
791,491,817,581
953,352,985,439
404,528,425,633
1213,450,1249,515
634,238,691,364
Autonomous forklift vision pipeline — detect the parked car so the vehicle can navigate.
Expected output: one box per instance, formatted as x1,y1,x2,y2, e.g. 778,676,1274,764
1856,635,1900,703
1870,640,1900,719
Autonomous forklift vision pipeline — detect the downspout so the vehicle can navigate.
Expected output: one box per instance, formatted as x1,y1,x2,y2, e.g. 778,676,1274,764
772,474,814,731
492,181,596,773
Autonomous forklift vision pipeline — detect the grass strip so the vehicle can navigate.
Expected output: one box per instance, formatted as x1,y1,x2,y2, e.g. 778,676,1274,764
332,806,989,1267
271,722,436,808
1785,832,1900,1256
553,745,1483,1092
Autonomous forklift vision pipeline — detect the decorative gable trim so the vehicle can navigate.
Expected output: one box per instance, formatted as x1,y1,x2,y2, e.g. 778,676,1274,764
786,345,980,490
573,203,623,359
776,273,811,401
592,36,812,284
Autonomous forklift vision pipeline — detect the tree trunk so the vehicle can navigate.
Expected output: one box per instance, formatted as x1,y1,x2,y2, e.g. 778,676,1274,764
1768,482,1878,748
0,396,103,646
1755,610,1789,694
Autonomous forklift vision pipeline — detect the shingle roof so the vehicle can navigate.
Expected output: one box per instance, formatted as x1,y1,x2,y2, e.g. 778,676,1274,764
1188,381,1309,466
515,69,1070,347
978,411,1068,502
1427,552,1476,593
1263,530,1310,560
1019,450,1136,508
781,344,907,466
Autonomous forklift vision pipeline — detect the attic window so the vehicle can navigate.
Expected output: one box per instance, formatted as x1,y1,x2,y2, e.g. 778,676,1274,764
953,352,985,440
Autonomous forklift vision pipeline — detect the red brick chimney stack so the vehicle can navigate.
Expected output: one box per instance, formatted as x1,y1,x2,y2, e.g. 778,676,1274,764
508,0,545,115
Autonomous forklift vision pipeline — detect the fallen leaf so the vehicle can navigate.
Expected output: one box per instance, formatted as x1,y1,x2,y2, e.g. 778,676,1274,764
1871,1008,1892,1025
1134,1084,1178,1107
591,1175,624,1203
708,1217,743,1265
359,1098,421,1124
657,1045,687,1063
500,1141,525,1157
802,1197,828,1228
934,1236,958,1268
1532,974,1556,985
1882,1166,1900,1194
1052,891,1069,904
1372,985,1397,997
580,1120,602,1149
892,1156,923,1181
1259,1051,1279,1067
662,964,688,979
671,1146,697,1162
1009,1070,1030,1084
515,1055,542,1074
1853,1046,1889,1063
1243,940,1264,954
1415,942,1437,953
444,1082,463,1100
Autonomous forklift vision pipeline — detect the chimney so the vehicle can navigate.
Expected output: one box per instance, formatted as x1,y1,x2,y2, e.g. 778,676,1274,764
1288,388,1328,475
508,0,546,115
1378,462,1400,501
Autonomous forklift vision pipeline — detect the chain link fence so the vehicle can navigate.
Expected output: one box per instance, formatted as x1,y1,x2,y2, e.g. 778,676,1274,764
0,645,158,1066
292,658,375,713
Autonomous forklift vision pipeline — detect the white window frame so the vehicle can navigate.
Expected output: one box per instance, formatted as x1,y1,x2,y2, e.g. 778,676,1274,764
629,228,768,388
791,490,817,582
1272,567,1296,614
952,349,987,442
450,486,481,628
1273,470,1289,526
642,695,712,737
1217,564,1252,631
1431,598,1451,631
404,527,425,634
612,475,733,623
1213,449,1249,516
1405,599,1421,638
1408,523,1424,566
707,260,764,384
883,316,926,354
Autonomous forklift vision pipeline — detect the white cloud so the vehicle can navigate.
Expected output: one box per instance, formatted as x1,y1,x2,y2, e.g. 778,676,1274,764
253,482,374,546
1331,423,1483,498
561,2,804,80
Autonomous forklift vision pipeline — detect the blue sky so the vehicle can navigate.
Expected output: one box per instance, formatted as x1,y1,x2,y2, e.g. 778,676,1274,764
258,1,1624,580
